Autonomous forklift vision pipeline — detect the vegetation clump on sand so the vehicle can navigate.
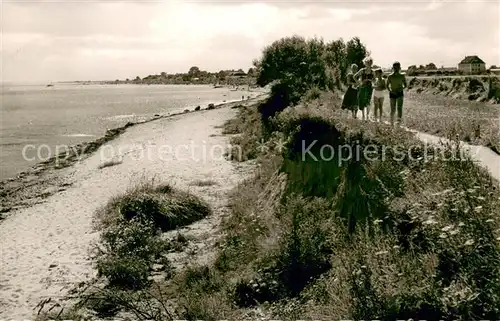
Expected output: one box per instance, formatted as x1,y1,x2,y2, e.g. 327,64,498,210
36,181,212,320
97,181,211,232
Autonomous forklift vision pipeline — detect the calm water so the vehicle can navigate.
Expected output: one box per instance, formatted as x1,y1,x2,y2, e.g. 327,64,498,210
0,83,256,180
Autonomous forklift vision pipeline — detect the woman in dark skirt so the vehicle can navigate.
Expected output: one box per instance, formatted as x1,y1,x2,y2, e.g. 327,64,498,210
341,64,359,118
355,57,374,120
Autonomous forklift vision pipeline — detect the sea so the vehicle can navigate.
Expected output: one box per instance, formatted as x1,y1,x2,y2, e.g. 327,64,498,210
0,83,258,181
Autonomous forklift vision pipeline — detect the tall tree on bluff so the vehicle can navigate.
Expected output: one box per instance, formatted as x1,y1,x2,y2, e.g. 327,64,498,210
255,36,334,90
324,38,347,81
346,37,369,68
255,35,311,87
254,35,336,121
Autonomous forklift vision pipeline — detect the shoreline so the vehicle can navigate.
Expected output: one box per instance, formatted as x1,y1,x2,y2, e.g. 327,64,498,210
0,94,268,219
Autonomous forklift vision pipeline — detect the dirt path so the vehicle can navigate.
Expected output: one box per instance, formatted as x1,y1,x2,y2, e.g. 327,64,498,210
0,104,256,319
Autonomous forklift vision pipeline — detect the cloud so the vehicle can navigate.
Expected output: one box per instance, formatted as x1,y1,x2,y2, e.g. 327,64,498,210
1,0,497,82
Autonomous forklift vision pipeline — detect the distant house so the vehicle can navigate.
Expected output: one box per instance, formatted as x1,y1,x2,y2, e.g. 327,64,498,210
458,55,486,74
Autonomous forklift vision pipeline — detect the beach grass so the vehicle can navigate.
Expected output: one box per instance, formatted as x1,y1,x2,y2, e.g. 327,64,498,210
75,180,212,317
96,180,211,232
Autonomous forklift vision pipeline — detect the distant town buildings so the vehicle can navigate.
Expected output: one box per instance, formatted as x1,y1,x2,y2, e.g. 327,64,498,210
458,55,486,74
403,55,494,76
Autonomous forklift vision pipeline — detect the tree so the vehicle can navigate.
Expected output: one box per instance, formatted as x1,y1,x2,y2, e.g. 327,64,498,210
255,35,330,88
135,76,141,81
407,65,418,76
255,35,307,87
247,68,255,76
255,35,336,117
217,70,227,80
160,72,167,78
426,63,437,70
324,38,347,81
345,37,369,69
188,66,200,77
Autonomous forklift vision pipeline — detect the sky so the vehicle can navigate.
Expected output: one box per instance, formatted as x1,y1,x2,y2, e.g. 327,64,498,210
1,0,499,82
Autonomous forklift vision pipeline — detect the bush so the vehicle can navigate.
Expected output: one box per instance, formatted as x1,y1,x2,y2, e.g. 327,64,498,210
223,105,263,161
301,86,322,103
94,182,211,291
254,35,368,123
276,196,334,296
99,219,164,262
95,219,164,290
96,255,151,290
103,184,211,232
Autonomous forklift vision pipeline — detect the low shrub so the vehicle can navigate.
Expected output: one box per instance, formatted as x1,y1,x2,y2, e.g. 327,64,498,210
100,183,211,232
95,219,164,290
176,266,231,320
88,181,212,316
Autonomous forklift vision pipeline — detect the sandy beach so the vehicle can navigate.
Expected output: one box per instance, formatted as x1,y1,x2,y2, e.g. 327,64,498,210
0,97,264,319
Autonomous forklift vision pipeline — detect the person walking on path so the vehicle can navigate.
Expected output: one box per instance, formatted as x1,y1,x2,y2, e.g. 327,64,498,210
372,68,386,122
355,57,375,120
341,63,359,118
386,61,407,126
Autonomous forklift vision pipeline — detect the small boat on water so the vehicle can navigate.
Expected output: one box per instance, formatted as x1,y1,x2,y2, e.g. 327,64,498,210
46,84,54,87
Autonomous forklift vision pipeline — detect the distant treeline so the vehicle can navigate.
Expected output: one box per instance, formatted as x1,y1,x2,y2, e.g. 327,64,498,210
104,66,258,86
